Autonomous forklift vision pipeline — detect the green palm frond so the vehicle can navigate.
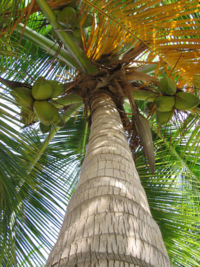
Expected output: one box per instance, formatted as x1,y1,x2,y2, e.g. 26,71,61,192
0,0,31,59
1,32,71,84
0,81,83,265
0,100,82,265
0,3,75,82
121,94,200,266
0,0,25,31
136,113,200,267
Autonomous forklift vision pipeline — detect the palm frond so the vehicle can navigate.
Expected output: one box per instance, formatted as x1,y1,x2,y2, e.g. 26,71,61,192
84,0,200,83
0,108,82,266
135,113,200,267
0,81,83,265
0,6,74,83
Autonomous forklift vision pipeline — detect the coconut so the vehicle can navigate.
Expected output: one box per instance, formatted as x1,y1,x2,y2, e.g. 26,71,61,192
33,101,60,126
12,87,33,108
55,93,82,106
156,110,173,124
47,80,65,98
39,122,51,133
32,77,53,100
155,96,175,112
83,14,93,27
175,92,199,110
57,7,77,26
159,74,177,96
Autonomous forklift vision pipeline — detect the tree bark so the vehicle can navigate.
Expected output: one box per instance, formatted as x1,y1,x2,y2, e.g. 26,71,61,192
46,92,171,267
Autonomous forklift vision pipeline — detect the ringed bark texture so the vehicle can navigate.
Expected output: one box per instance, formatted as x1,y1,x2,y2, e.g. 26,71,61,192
46,92,171,267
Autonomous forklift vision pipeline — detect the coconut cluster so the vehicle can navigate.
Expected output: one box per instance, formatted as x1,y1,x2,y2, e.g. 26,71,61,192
31,77,66,132
155,75,199,124
12,77,66,132
54,4,93,46
12,76,83,132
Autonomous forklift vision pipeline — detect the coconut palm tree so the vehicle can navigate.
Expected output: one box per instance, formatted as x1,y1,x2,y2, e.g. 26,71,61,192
0,0,200,266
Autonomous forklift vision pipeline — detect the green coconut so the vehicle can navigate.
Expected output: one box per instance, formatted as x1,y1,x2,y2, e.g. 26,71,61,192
33,101,60,126
83,14,93,27
159,74,177,96
156,110,173,124
175,92,199,110
72,28,82,45
12,87,34,108
57,7,77,26
39,122,51,133
53,93,82,107
155,96,175,112
68,0,77,8
47,80,65,98
32,77,53,100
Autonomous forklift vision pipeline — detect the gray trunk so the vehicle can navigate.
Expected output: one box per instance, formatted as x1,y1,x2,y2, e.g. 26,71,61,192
46,92,171,267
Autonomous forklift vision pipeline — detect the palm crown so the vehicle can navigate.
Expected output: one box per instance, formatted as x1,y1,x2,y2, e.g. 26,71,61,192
0,0,200,266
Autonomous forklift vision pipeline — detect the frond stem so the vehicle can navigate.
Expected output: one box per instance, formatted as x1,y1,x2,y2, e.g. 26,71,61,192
81,120,88,156
36,0,97,74
15,23,78,69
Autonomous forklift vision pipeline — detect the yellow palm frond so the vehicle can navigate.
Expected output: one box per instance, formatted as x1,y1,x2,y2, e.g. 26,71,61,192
86,19,134,60
83,0,200,84
82,13,135,60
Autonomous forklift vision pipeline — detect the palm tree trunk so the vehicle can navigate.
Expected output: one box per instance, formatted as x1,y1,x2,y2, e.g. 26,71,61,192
46,91,171,267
